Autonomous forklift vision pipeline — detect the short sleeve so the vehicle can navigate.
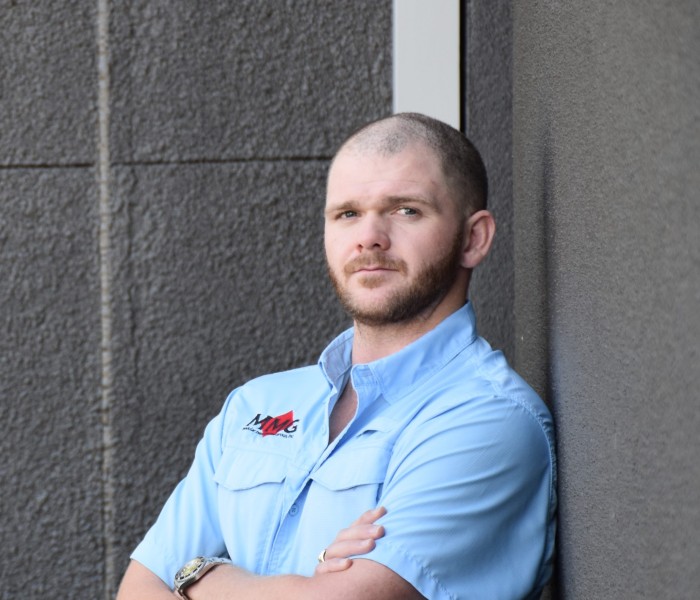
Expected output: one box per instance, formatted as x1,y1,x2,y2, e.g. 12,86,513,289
362,394,556,600
130,390,237,586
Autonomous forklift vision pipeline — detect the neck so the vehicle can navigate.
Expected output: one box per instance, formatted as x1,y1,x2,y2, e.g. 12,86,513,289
351,296,467,364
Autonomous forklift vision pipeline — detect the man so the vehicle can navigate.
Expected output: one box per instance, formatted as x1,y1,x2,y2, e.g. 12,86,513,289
117,113,556,599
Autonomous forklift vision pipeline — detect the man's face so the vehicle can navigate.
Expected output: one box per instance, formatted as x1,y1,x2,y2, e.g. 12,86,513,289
324,143,468,327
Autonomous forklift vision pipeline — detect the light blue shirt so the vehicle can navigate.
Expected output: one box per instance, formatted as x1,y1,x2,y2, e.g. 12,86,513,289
132,303,556,599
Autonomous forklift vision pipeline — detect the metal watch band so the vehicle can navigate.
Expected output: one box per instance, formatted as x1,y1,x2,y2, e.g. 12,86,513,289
174,556,232,598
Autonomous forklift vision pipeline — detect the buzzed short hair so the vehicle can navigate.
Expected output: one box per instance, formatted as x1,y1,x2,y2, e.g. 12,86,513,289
332,112,488,216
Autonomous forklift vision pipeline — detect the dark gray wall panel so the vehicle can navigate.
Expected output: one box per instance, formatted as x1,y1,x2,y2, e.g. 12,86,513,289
109,161,349,573
513,2,700,597
0,169,102,597
0,2,97,165
464,0,515,363
109,0,392,163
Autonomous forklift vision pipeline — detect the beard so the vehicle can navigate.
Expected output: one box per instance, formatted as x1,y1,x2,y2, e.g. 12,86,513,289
327,232,464,327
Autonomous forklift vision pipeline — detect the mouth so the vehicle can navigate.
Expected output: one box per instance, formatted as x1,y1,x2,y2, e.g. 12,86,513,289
355,265,395,273
350,266,400,280
344,257,405,276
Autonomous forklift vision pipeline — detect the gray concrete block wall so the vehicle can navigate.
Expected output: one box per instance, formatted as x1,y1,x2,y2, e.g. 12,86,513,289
2,1,391,597
0,170,103,597
1,1,103,596
513,1,700,597
0,1,97,165
109,0,392,162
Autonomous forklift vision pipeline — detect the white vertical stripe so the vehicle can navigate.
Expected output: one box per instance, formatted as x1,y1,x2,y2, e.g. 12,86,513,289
97,0,116,597
393,0,461,129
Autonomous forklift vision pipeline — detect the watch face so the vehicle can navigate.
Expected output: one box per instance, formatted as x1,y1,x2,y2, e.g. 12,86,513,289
175,557,206,583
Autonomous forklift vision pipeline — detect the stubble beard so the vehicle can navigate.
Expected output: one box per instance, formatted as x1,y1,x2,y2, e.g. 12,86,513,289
327,232,465,327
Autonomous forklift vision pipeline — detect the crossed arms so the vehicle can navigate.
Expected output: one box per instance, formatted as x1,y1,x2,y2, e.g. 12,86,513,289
116,507,424,599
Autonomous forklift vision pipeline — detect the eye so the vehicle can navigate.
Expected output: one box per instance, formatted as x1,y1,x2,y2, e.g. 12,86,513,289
339,210,357,219
396,206,419,216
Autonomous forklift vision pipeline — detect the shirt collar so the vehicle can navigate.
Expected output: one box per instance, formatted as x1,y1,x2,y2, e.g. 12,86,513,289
319,302,479,404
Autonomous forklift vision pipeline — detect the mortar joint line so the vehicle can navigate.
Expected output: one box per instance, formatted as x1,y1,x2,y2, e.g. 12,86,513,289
97,0,117,597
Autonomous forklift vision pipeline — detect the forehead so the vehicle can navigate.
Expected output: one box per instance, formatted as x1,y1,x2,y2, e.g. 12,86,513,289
326,143,448,206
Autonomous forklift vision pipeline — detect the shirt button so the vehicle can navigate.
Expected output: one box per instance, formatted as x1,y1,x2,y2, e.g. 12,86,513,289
289,504,299,516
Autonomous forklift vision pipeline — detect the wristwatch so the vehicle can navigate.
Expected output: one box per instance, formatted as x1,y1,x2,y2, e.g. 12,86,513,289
173,556,232,599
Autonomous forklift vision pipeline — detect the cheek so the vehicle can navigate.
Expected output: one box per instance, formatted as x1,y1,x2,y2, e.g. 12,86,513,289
323,228,335,257
324,227,350,257
411,230,460,266
324,235,343,272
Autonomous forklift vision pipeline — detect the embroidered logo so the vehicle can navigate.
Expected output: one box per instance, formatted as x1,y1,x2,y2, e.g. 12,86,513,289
243,410,299,438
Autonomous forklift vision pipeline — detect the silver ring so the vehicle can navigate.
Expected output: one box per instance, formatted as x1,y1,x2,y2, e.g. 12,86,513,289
317,549,327,564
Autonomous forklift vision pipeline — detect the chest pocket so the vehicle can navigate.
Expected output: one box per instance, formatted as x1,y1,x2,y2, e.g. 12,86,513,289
303,442,393,545
213,446,290,571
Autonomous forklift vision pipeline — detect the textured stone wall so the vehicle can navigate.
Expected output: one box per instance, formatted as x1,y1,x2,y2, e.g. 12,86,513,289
1,2,391,597
1,2,102,598
513,1,700,597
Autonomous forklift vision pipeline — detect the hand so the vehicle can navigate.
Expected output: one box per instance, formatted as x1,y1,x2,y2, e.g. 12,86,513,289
315,506,387,575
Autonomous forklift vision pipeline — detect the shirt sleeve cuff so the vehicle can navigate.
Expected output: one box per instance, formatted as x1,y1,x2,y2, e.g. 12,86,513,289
130,535,179,590
356,539,455,600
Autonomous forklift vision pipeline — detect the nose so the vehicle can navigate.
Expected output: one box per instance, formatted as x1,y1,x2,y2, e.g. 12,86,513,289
356,214,390,251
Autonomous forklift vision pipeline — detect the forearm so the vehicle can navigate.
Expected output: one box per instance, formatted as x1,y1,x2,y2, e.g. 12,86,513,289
116,508,418,600
116,560,175,599
187,564,313,600
187,559,420,600
117,560,327,600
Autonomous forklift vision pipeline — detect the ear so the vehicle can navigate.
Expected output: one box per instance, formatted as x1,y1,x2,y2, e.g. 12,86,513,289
460,210,496,269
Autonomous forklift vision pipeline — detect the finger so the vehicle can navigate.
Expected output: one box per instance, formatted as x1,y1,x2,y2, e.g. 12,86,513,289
351,506,387,526
315,557,352,575
323,537,378,563
333,523,385,544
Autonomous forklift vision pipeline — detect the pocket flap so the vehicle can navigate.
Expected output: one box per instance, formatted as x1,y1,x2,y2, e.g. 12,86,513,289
214,447,288,491
312,445,391,491
354,416,395,438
